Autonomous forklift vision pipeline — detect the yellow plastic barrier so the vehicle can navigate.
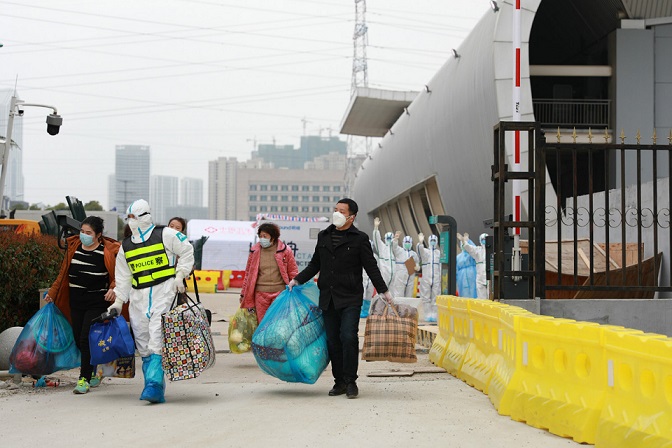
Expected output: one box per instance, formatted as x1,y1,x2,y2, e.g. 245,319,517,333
596,329,672,447
431,296,672,446
428,295,451,366
187,270,220,293
507,317,606,444
440,297,472,375
489,306,532,415
219,270,232,290
458,300,507,393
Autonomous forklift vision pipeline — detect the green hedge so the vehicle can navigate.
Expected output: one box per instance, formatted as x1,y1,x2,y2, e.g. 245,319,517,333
0,231,63,332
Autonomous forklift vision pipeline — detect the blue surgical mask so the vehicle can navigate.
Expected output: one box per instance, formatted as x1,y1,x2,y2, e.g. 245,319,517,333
259,237,272,248
403,242,412,250
80,232,95,246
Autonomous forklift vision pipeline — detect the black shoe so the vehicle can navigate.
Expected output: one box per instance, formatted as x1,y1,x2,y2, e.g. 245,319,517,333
328,383,347,396
346,382,358,399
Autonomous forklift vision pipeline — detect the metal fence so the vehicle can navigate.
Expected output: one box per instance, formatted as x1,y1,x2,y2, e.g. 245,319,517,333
493,121,672,300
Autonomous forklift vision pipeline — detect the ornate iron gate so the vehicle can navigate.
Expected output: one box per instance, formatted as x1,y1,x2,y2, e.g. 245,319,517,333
493,121,672,300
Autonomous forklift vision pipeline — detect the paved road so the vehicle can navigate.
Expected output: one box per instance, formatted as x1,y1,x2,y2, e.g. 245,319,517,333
0,291,580,448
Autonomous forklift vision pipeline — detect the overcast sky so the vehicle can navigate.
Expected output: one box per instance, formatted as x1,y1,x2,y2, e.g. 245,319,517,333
1,0,490,209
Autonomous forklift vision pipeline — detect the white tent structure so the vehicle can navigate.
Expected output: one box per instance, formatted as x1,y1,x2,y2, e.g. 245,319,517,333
187,219,256,271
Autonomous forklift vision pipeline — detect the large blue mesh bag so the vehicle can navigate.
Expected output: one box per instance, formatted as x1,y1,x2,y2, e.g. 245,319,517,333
252,283,328,384
9,303,80,376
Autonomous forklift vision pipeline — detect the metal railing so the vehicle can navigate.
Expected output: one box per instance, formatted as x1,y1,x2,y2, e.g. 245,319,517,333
536,128,672,299
492,122,672,300
533,99,611,128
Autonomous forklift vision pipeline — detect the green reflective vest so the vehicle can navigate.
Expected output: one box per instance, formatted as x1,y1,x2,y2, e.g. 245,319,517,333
122,226,176,289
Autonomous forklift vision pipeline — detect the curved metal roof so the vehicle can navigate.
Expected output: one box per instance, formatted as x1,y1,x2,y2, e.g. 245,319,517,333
350,0,672,235
352,3,536,235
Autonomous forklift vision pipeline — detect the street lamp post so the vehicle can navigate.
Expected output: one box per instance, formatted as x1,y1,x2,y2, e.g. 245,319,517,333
0,94,62,210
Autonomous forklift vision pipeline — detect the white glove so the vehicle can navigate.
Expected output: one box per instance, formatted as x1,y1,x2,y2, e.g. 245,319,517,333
394,230,401,240
175,273,186,294
414,264,421,272
457,232,464,243
107,297,124,315
374,217,380,229
463,232,470,242
288,279,298,290
418,233,424,243
382,291,393,304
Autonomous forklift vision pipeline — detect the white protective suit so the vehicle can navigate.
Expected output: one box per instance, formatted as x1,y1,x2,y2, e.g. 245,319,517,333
417,235,441,321
391,236,419,298
461,233,488,299
113,200,195,357
360,240,377,318
372,228,396,289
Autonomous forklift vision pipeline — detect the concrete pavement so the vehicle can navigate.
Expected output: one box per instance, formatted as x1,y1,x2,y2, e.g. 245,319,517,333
0,290,581,448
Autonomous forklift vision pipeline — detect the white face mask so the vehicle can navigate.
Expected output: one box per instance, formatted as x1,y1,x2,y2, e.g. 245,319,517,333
259,237,272,248
332,211,348,228
128,218,140,233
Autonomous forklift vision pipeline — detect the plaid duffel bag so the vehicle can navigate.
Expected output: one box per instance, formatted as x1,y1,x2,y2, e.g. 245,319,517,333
162,294,216,381
362,296,418,363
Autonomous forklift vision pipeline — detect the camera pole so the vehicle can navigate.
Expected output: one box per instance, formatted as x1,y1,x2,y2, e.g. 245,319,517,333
0,95,18,211
0,95,61,211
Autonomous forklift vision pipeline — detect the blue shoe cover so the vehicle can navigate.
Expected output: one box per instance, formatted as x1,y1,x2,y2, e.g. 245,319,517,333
140,383,165,403
140,354,166,403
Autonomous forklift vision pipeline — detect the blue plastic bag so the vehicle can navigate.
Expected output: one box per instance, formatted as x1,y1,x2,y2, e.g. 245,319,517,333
9,303,80,376
89,314,135,365
252,283,329,384
457,241,478,298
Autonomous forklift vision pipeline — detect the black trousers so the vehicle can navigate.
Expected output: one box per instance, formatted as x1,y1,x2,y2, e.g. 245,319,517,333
70,306,107,381
322,301,361,385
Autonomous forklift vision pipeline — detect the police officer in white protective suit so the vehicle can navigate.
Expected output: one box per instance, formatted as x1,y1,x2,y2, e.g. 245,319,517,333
391,235,419,298
416,233,441,321
457,232,488,299
108,199,194,403
372,217,396,289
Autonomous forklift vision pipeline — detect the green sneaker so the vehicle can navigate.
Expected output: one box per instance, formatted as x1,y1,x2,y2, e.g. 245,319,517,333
73,378,90,394
89,376,102,388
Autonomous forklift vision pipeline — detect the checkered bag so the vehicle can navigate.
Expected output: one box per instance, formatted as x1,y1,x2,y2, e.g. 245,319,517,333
362,296,418,363
162,294,216,381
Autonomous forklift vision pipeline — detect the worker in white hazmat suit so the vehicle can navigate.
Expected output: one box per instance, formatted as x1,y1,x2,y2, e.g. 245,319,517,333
360,240,377,318
391,235,419,298
457,232,488,299
416,233,441,321
372,217,396,289
107,199,194,403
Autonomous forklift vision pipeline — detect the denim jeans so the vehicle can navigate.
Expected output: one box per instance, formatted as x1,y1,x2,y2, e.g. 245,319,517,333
322,301,361,385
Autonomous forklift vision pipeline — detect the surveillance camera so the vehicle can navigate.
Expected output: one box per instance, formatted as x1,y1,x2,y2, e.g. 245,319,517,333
17,109,24,116
46,113,62,136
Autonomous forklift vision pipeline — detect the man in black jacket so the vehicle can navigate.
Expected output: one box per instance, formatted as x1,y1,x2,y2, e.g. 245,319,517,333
290,198,393,399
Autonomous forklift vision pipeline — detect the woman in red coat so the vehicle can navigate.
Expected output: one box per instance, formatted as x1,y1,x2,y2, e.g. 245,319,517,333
239,222,299,323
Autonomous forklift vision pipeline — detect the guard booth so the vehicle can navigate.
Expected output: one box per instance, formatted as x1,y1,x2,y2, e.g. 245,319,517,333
429,215,457,296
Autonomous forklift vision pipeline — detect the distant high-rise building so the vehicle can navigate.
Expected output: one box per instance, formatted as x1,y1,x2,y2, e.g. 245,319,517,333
180,177,203,207
0,89,24,204
253,135,347,169
208,157,237,220
150,175,178,225
112,145,150,212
